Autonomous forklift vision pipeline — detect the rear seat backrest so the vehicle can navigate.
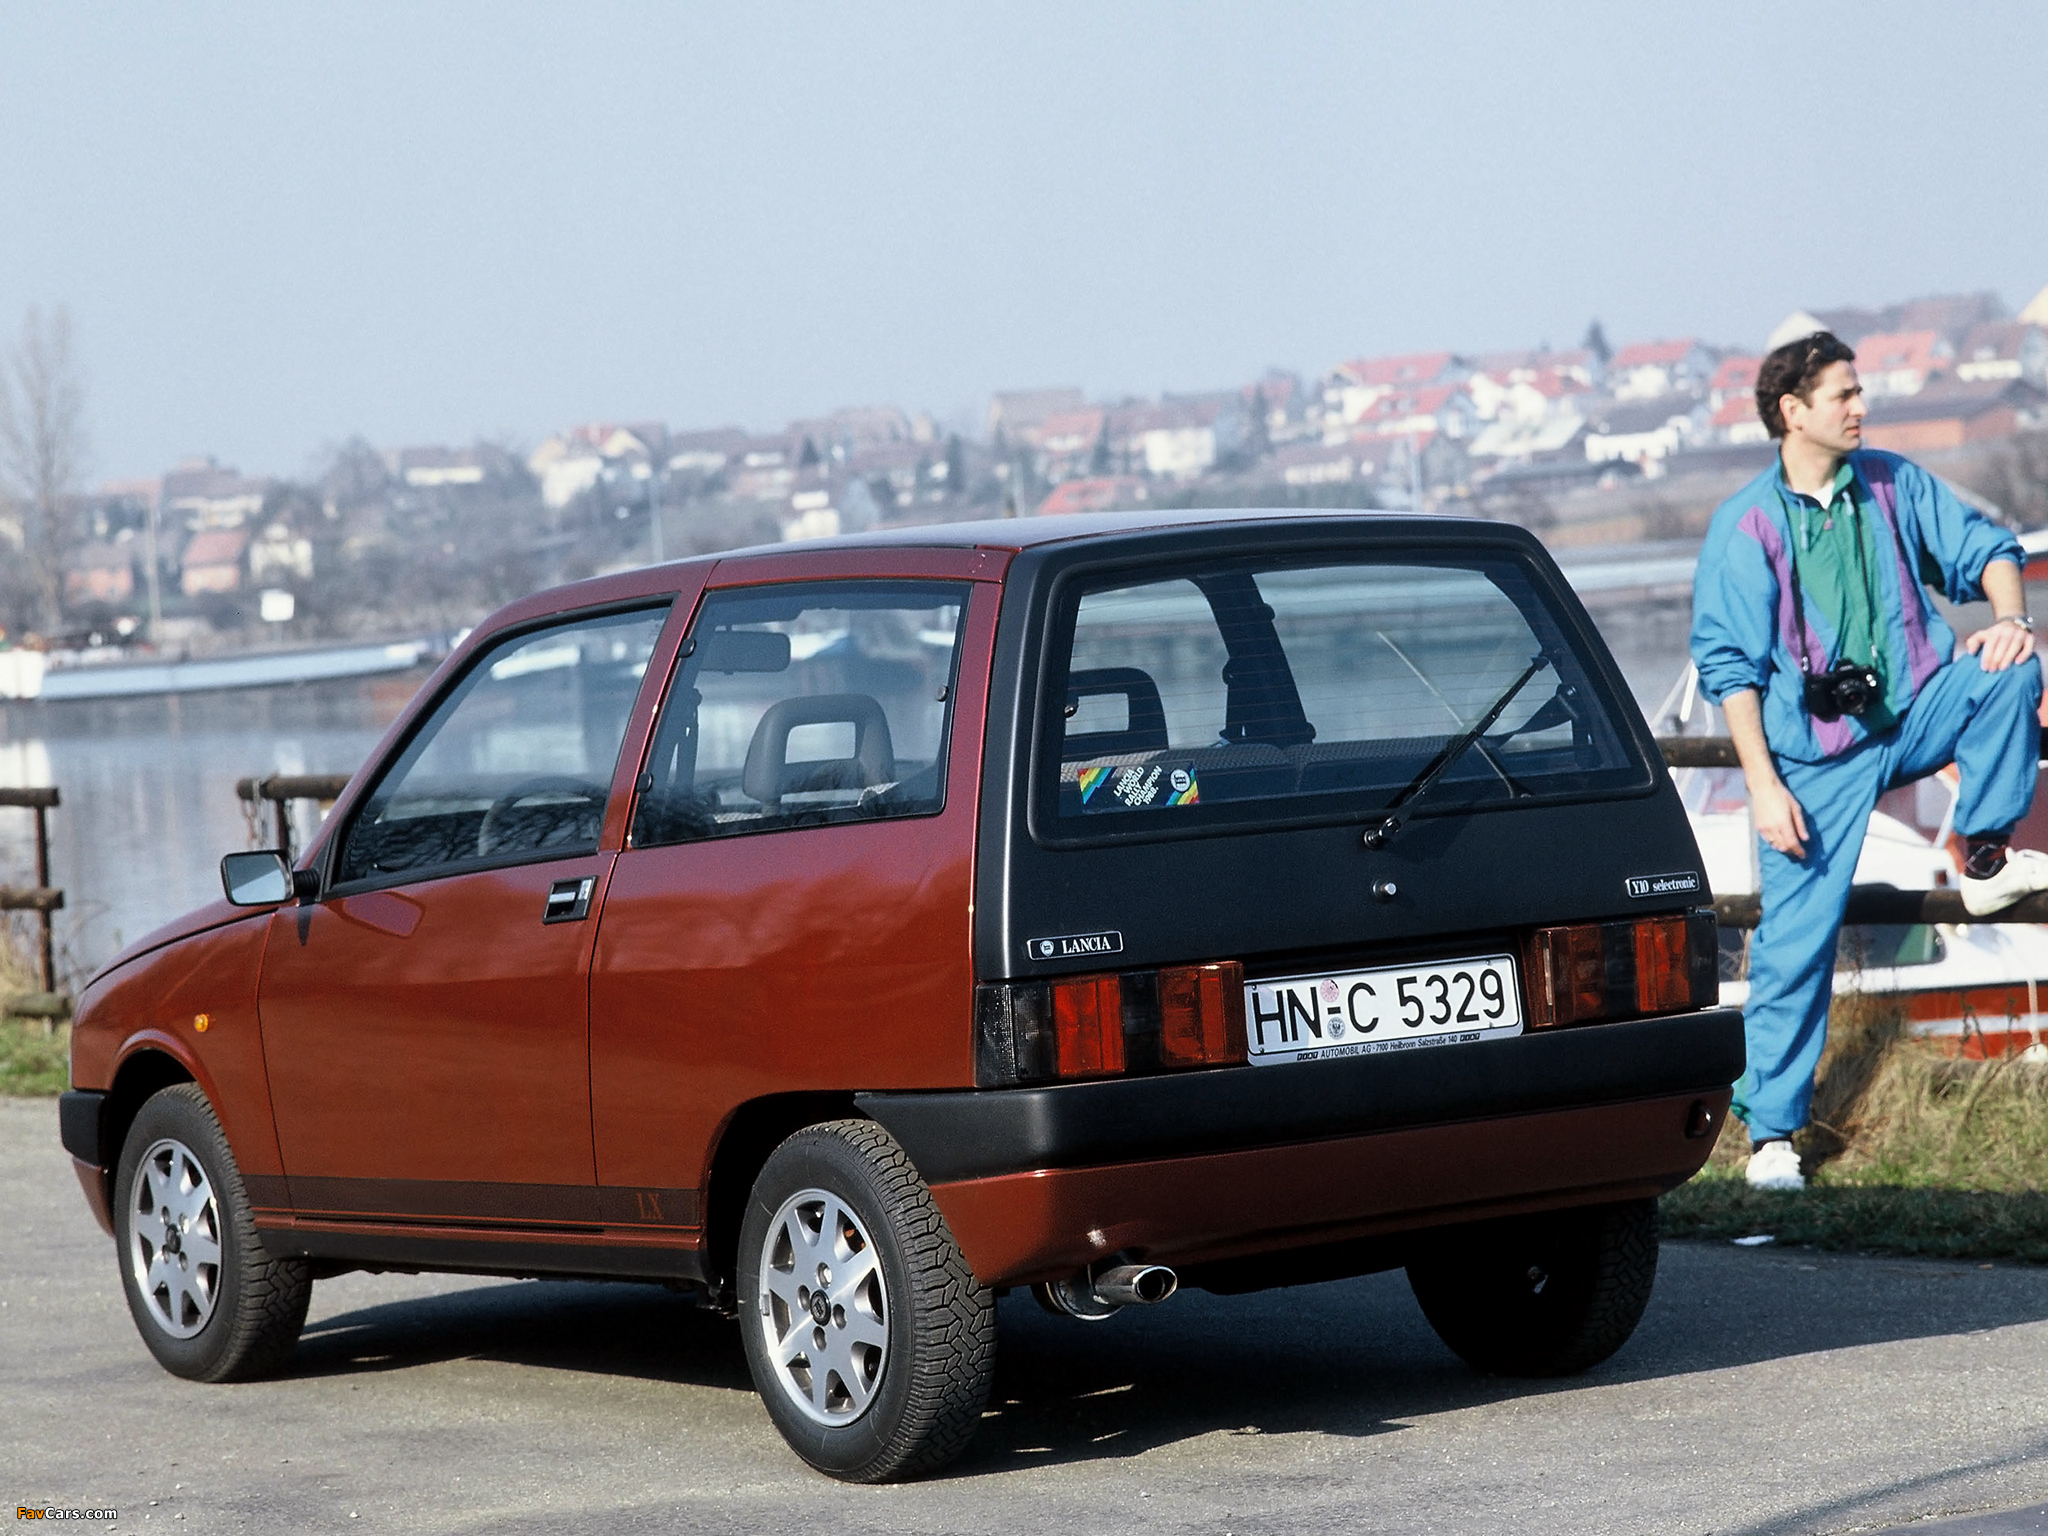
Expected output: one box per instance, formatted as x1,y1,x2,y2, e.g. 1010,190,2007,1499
1062,667,1170,759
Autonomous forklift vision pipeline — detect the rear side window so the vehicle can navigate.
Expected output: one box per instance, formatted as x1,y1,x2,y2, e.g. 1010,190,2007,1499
1043,555,1639,832
632,579,968,846
335,606,669,884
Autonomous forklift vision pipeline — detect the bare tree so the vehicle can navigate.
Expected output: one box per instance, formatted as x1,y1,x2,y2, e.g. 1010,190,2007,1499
0,306,89,633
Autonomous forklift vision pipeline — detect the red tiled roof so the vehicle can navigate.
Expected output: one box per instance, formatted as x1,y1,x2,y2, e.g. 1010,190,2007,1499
182,529,250,566
1610,338,1701,369
1036,477,1147,516
1523,370,1593,399
1709,356,1760,393
1469,348,1593,384
1333,351,1458,388
1855,330,1946,373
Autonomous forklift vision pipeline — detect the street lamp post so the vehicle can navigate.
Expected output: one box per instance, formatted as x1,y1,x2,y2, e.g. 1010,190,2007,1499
143,490,163,645
648,453,666,566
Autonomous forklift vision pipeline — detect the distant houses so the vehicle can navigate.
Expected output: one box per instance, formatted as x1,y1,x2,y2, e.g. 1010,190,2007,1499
1863,378,2048,454
36,280,2048,648
1957,321,2048,386
1584,399,1706,473
178,528,252,596
1608,339,1715,401
1854,330,1953,398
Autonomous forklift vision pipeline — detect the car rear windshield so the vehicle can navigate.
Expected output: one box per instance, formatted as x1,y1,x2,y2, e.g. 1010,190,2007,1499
1041,552,1642,833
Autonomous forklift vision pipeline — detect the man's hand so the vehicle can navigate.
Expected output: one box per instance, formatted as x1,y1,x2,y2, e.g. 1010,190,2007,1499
1748,772,1810,858
1969,558,2037,672
1721,687,1809,859
1964,618,2037,672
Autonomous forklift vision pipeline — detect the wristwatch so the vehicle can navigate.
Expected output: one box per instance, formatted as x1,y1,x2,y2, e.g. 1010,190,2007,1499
1997,613,2035,632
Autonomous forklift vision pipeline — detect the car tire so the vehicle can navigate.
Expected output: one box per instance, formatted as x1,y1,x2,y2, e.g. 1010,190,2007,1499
736,1118,995,1482
1406,1197,1657,1377
113,1083,312,1382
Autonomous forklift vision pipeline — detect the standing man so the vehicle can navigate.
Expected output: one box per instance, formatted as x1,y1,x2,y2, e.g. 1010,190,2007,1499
1691,330,2047,1190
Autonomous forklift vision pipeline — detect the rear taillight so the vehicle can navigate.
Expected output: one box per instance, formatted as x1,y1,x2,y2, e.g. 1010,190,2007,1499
1158,963,1248,1067
1524,911,1717,1028
1052,974,1124,1078
976,961,1247,1086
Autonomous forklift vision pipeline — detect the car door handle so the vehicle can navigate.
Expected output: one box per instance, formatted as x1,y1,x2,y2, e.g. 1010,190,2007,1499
543,876,596,924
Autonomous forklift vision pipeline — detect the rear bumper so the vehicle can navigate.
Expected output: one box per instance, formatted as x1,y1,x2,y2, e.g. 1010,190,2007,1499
858,1008,1742,1287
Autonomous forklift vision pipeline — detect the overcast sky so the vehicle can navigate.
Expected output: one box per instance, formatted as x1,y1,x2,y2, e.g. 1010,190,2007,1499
4,2,2045,483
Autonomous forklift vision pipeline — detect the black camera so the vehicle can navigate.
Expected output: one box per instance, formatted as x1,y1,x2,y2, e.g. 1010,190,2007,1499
1803,658,1882,721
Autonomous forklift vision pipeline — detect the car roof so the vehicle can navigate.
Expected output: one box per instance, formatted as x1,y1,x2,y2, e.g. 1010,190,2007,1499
721,505,1444,556
482,505,1516,629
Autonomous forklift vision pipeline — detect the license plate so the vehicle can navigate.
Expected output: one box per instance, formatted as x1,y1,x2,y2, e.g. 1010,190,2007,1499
1244,954,1523,1066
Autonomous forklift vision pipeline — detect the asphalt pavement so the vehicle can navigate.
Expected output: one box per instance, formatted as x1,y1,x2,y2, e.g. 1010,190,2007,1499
9,1093,2048,1535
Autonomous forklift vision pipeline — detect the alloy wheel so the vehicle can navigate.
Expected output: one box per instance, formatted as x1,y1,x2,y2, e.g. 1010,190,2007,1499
754,1186,890,1426
126,1136,223,1340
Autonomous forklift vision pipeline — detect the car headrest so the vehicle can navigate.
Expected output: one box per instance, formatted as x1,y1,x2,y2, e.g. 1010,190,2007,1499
1063,666,1169,758
741,693,897,806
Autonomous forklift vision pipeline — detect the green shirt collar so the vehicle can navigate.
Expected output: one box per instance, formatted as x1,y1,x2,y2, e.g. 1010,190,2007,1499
1774,453,1856,510
1769,460,1867,548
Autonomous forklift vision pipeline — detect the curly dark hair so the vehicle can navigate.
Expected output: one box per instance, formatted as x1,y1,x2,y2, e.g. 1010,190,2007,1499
1755,331,1857,438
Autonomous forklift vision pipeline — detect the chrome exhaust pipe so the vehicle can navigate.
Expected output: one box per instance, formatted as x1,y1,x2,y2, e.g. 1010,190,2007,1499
1036,1262,1180,1319
1091,1263,1178,1307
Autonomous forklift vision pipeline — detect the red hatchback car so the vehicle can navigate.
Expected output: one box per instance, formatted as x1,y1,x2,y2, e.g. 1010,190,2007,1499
62,511,1741,1479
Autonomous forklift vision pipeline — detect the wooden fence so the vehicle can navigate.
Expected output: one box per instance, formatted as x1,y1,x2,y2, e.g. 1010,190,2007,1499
0,786,66,1017
236,774,351,860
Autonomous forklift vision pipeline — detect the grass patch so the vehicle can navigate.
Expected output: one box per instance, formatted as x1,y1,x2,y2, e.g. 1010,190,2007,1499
0,918,69,1096
1668,989,2048,1261
0,1017,69,1097
1661,1180,2048,1262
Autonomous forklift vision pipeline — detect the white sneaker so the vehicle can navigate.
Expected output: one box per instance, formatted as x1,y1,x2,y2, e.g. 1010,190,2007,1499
1746,1139,1804,1191
1961,847,2048,916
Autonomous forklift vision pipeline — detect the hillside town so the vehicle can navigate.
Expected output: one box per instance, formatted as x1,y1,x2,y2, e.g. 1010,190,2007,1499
7,282,2048,663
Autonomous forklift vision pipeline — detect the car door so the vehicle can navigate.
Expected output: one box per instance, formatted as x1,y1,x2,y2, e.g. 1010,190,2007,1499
258,604,671,1229
587,573,997,1248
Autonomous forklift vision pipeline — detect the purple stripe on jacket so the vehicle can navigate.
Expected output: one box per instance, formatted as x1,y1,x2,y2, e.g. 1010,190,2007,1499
1737,504,1856,756
1859,455,1942,691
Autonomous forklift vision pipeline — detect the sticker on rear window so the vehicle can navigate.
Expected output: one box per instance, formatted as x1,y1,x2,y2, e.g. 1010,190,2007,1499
1026,930,1125,961
1074,763,1199,811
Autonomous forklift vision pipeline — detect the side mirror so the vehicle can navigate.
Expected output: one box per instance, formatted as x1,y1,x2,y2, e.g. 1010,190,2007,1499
221,850,292,906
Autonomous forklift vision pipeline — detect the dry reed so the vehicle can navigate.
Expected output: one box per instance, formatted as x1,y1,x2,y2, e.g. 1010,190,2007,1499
1667,989,2048,1258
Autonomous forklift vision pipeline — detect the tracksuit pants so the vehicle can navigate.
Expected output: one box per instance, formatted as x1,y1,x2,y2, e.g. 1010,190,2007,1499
1734,654,2044,1141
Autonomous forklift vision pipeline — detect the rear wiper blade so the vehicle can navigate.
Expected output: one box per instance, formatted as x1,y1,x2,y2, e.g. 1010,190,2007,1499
1361,653,1552,850
1374,628,1524,798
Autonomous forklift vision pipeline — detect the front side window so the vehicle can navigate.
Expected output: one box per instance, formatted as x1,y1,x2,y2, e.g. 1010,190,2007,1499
1044,554,1640,833
335,607,668,884
632,580,968,846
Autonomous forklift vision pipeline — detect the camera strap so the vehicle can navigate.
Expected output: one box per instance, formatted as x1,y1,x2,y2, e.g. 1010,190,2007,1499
1783,530,1817,677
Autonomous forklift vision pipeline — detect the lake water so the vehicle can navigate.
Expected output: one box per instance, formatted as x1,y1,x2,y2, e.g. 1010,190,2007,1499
0,671,430,981
0,606,1696,986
